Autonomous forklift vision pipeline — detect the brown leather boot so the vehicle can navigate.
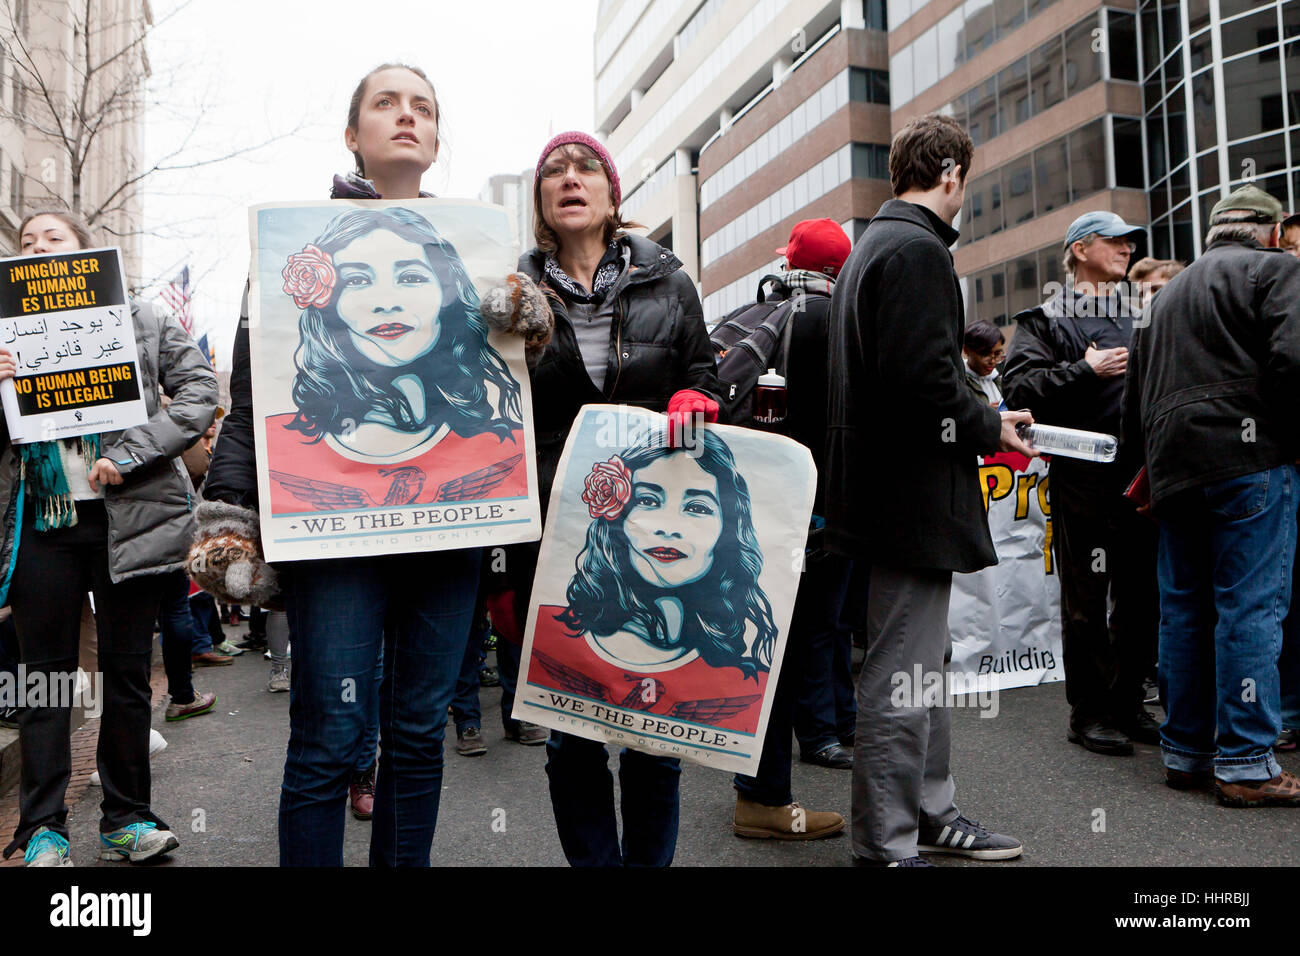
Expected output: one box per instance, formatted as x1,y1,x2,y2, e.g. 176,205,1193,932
1215,770,1300,807
732,795,845,840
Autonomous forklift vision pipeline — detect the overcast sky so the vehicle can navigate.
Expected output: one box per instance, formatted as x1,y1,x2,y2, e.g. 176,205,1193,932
141,0,598,371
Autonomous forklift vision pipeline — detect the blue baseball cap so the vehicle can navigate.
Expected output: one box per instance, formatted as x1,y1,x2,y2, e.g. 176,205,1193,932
1063,210,1144,249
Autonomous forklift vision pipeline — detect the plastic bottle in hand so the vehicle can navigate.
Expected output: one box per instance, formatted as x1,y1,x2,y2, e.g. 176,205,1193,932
753,368,787,431
1015,423,1117,462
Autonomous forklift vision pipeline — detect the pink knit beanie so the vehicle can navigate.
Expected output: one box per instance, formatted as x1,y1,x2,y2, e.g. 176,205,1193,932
534,131,622,207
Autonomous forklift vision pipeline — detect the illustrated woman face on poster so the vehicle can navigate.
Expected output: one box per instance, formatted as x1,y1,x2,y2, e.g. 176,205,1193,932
558,428,778,678
281,207,522,461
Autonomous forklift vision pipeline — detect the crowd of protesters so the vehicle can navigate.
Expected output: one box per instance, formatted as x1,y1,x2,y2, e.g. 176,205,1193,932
1,58,1298,869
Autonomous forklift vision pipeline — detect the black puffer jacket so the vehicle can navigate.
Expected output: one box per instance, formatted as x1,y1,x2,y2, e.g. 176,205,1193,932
518,233,724,504
1122,236,1300,509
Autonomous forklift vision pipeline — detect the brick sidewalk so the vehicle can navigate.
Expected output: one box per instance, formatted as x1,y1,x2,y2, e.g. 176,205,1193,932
0,660,169,866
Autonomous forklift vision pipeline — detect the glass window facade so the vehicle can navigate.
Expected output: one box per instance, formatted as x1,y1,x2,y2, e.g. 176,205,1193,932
959,119,1110,246
1143,0,1299,260
889,0,1065,105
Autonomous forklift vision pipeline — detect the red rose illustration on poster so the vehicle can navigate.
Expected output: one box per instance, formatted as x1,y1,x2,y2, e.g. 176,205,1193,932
282,243,336,309
582,456,632,519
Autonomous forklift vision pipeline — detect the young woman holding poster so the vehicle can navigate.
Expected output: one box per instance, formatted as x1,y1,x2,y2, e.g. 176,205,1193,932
491,132,725,867
202,63,550,867
0,209,218,866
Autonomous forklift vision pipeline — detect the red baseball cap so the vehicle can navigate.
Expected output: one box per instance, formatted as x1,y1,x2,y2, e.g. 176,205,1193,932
776,219,851,277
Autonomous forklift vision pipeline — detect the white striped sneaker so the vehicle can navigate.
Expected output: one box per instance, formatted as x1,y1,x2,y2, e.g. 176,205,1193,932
918,814,1022,860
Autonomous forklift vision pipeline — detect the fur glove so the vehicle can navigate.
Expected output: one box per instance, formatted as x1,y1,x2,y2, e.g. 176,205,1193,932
480,273,554,366
185,501,282,610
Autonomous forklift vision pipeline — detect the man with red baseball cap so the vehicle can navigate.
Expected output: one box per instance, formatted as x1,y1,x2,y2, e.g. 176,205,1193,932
723,217,859,841
776,218,852,278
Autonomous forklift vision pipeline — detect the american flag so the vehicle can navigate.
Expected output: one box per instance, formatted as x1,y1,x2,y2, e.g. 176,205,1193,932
161,266,193,335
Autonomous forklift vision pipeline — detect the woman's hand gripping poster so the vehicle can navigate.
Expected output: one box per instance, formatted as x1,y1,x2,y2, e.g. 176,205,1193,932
248,200,541,562
514,405,815,775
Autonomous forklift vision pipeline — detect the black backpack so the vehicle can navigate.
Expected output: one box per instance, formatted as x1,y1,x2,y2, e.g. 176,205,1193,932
709,275,798,428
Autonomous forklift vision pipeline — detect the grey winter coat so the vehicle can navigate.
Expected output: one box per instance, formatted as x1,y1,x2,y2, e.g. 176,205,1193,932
0,299,218,596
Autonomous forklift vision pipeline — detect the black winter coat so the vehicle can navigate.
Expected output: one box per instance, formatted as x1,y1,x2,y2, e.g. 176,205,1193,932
1122,236,1300,509
825,199,1002,572
518,233,724,505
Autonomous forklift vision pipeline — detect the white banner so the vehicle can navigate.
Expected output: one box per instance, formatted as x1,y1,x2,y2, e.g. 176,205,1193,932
949,451,1064,691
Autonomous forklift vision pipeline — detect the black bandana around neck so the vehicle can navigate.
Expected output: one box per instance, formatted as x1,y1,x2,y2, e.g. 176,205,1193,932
544,240,625,304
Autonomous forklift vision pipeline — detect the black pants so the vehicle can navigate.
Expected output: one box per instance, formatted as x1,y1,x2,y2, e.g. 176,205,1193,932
3,500,168,856
1052,465,1159,727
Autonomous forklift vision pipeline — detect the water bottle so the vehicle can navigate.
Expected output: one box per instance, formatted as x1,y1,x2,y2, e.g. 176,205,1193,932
753,368,787,430
1016,423,1117,462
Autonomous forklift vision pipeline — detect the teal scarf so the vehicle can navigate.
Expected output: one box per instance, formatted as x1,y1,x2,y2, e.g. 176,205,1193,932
18,436,101,531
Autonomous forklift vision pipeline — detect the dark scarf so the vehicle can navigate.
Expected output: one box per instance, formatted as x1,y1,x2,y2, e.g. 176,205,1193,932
544,240,625,304
330,172,435,200
19,435,101,531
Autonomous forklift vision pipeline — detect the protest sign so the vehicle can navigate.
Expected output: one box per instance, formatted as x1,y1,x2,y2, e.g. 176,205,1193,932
0,247,146,443
949,451,1064,690
513,404,815,775
248,199,541,562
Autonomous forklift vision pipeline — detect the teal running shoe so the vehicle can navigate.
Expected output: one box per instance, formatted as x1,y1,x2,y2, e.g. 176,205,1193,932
25,826,71,867
99,821,179,862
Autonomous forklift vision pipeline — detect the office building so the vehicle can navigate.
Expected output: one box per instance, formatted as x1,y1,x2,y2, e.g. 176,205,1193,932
0,0,149,282
888,0,1298,329
596,0,893,322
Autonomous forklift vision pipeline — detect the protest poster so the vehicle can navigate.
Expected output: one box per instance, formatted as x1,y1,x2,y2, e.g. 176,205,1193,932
0,247,146,443
513,404,815,775
247,199,541,562
949,451,1064,691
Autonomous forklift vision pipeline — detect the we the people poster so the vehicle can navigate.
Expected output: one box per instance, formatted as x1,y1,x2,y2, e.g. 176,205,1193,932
248,199,541,562
949,451,1064,690
513,404,815,775
0,247,146,443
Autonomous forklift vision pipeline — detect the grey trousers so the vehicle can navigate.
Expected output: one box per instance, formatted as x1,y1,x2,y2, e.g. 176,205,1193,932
851,563,960,861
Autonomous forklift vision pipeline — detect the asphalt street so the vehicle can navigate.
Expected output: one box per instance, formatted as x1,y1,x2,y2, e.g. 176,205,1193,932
58,622,1300,867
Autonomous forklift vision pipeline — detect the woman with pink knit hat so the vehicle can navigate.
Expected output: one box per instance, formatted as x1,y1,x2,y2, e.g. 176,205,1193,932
487,131,725,866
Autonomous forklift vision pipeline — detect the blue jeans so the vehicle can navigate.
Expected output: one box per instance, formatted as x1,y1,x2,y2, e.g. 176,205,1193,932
735,553,854,806
545,731,680,866
157,570,198,703
497,634,521,729
188,591,221,654
1280,514,1300,731
1157,465,1299,782
450,606,489,732
278,549,481,867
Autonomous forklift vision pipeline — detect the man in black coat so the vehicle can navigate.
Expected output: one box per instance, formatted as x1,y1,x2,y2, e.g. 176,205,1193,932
1001,211,1161,757
1123,185,1300,806
825,113,1034,866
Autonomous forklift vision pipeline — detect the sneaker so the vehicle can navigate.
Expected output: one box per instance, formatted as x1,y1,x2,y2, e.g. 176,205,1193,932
165,690,217,722
918,814,1023,860
192,651,232,667
854,855,934,867
0,706,20,729
479,666,501,687
24,826,71,867
502,721,547,746
1166,767,1214,791
267,662,290,693
732,796,845,841
214,640,244,657
236,635,268,651
149,729,168,756
350,765,376,820
1216,770,1300,808
457,725,488,756
1142,677,1161,706
99,822,179,862
1276,729,1300,752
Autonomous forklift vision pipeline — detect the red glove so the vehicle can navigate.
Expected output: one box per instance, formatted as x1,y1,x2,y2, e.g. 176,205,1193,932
666,389,719,449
